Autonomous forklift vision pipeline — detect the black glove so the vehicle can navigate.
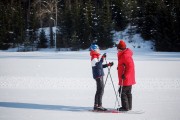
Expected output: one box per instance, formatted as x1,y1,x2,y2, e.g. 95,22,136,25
108,62,114,67
122,74,125,80
102,53,106,59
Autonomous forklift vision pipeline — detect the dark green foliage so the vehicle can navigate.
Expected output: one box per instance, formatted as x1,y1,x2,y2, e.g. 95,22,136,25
38,29,48,48
137,0,180,51
0,0,179,51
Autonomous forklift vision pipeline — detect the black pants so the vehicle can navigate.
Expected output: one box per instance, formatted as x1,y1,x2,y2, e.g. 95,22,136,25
118,86,132,110
94,77,104,106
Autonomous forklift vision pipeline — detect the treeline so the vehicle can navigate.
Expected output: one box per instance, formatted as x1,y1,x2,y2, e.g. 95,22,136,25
0,0,179,51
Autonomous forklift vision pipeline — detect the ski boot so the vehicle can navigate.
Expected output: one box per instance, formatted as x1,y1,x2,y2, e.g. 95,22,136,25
117,107,129,111
94,106,107,111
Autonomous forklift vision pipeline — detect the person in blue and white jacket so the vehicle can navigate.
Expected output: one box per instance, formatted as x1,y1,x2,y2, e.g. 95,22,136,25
89,44,113,111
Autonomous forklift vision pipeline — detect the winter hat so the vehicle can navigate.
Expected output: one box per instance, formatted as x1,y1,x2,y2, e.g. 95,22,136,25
89,44,99,51
117,40,126,50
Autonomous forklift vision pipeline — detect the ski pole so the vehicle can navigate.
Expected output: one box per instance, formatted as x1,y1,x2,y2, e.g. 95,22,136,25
119,79,124,98
114,76,124,108
104,65,110,87
119,65,125,99
104,58,120,108
104,57,112,87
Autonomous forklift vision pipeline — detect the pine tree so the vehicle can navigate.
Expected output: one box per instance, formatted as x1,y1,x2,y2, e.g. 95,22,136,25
38,29,48,48
137,0,180,51
71,32,80,50
0,0,26,50
29,4,39,51
16,0,26,51
0,1,6,49
111,0,129,31
96,0,113,49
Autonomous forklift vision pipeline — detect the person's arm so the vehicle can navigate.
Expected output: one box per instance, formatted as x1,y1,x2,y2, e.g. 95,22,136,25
123,57,134,79
103,62,114,68
95,53,106,67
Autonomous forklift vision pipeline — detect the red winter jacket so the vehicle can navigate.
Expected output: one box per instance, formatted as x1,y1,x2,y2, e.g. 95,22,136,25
117,48,136,86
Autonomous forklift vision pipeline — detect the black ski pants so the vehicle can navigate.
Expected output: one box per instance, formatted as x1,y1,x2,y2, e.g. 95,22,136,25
118,86,132,110
94,77,104,107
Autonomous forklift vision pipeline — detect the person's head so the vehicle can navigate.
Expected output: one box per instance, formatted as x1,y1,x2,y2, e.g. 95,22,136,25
89,44,100,53
117,40,126,51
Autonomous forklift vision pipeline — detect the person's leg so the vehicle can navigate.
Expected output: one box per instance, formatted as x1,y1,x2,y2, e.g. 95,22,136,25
118,86,130,111
94,77,106,111
121,86,129,110
94,77,104,108
127,86,132,110
98,77,104,107
94,78,100,109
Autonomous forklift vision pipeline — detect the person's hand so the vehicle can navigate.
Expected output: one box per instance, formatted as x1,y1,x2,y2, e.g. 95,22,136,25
122,74,125,80
108,62,114,67
102,53,106,59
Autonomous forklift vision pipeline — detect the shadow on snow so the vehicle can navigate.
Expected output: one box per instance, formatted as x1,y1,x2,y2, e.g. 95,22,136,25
0,102,91,112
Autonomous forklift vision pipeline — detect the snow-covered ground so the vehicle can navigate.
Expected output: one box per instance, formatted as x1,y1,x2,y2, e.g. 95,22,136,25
0,49,180,120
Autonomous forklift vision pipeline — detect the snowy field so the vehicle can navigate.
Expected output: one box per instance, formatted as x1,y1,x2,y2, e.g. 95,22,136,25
0,49,180,120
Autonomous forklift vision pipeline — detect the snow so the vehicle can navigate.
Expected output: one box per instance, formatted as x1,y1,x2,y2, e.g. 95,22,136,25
0,49,180,120
112,25,154,52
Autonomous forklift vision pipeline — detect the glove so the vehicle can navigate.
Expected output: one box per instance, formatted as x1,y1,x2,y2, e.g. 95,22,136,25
122,74,125,80
102,53,106,59
108,62,114,67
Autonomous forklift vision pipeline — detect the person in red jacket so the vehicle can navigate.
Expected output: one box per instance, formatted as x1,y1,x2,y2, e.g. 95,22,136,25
117,40,136,111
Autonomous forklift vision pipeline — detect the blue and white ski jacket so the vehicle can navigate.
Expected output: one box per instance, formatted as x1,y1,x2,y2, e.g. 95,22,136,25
90,51,107,79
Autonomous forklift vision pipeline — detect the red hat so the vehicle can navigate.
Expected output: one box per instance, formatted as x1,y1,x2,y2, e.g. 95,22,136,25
117,40,126,50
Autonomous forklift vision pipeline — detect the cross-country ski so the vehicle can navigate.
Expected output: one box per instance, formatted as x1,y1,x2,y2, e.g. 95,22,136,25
89,109,144,114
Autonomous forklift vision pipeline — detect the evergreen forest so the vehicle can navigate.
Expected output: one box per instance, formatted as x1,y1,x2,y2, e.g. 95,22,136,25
0,0,179,51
